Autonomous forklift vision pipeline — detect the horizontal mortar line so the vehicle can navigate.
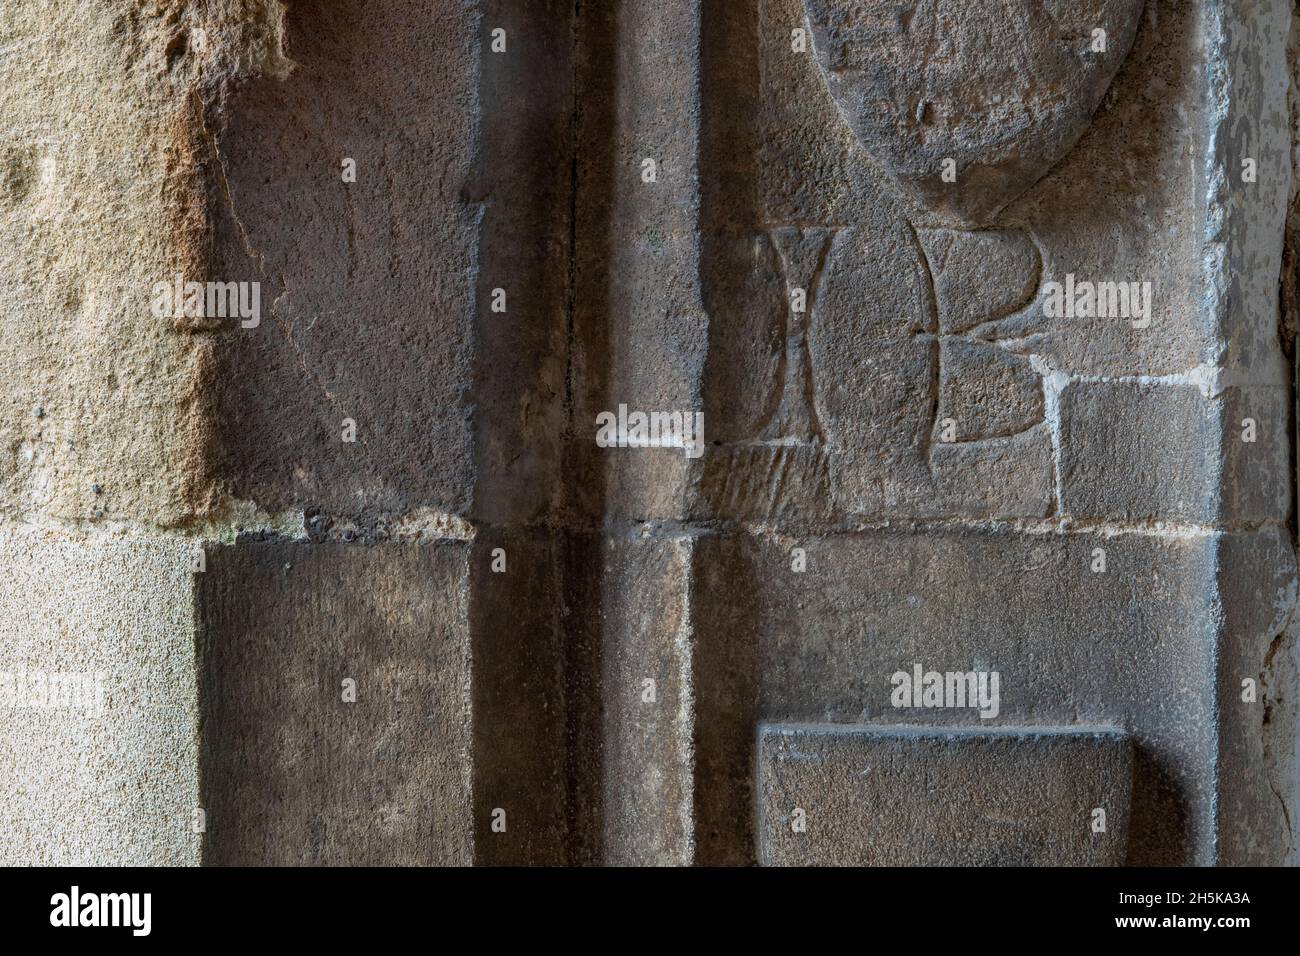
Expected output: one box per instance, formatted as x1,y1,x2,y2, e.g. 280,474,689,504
2,512,1286,546
0,511,299,544
258,514,1293,542
457,514,1290,542
576,518,1285,541
0,511,478,543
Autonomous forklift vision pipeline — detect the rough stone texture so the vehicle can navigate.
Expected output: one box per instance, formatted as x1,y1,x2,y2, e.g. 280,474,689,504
1215,529,1298,865
1058,381,1218,523
0,527,199,865
467,531,568,865
596,535,696,865
0,0,281,527
692,528,1219,865
1,0,1298,868
196,539,473,865
207,0,480,518
757,725,1132,866
802,0,1146,226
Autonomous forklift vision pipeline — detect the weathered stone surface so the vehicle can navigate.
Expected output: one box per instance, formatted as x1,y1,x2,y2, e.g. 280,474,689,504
0,0,1296,870
929,425,1055,518
473,0,576,528
1058,381,1217,523
757,725,1132,866
919,228,1042,335
697,0,1209,527
936,339,1043,441
596,534,696,866
468,530,569,866
0,0,292,526
1214,529,1297,866
0,526,199,865
207,0,480,518
1220,385,1293,526
802,0,1146,226
196,538,473,865
692,528,1218,865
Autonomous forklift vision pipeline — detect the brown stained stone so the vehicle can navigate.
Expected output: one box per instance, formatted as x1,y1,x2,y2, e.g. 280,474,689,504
0,0,295,526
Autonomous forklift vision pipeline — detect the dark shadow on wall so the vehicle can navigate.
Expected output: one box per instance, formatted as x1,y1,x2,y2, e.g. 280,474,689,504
693,0,768,866
206,0,479,519
467,0,578,867
467,0,619,864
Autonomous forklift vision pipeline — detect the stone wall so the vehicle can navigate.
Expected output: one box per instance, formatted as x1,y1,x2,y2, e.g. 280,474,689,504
1,0,1297,866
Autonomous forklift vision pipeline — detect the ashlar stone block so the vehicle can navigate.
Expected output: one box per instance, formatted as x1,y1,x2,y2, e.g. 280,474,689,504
757,724,1133,866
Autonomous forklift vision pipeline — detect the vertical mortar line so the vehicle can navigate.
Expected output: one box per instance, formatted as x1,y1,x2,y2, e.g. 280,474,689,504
677,0,706,867
675,533,698,863
1200,0,1232,864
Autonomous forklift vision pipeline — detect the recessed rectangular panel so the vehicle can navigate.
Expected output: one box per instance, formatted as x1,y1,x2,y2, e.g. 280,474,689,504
757,724,1132,866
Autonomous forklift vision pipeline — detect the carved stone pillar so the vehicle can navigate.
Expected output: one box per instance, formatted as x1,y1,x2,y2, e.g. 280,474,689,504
1,0,1295,867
